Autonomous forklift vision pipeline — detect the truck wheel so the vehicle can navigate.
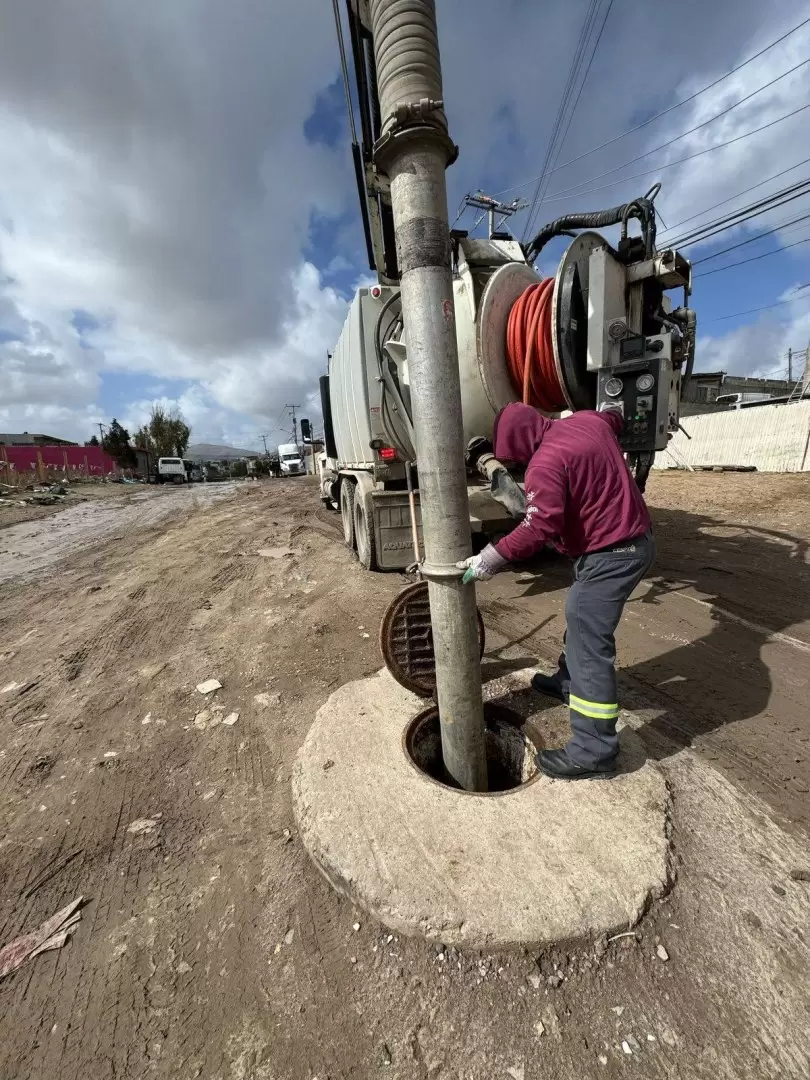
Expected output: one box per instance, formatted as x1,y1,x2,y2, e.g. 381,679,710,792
340,480,356,550
353,494,378,571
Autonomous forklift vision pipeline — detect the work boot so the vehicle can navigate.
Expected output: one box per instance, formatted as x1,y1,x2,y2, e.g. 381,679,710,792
531,672,569,704
535,748,616,781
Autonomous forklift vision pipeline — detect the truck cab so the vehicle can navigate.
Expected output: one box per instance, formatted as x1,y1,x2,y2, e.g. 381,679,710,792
278,443,305,476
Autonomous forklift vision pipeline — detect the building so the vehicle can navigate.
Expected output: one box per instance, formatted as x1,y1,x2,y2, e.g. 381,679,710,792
0,431,77,447
133,447,154,479
681,372,800,416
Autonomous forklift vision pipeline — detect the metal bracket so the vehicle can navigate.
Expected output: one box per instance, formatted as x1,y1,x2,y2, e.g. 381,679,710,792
391,97,444,125
418,560,466,582
373,122,458,172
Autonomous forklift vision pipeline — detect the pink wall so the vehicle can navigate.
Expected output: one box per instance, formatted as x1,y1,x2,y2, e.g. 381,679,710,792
1,445,118,475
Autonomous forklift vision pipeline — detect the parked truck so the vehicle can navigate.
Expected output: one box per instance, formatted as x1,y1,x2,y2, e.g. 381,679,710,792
326,7,696,573
319,224,695,572
156,456,187,484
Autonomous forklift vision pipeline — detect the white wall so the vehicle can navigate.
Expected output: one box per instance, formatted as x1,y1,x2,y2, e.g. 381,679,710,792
654,400,810,472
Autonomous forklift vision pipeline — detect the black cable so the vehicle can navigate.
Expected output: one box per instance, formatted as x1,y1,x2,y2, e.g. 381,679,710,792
525,193,656,261
690,209,810,263
660,155,810,236
522,0,602,240
545,59,810,203
667,177,810,247
532,101,810,206
331,0,357,145
703,287,810,323
694,234,810,277
550,14,810,175
524,0,615,239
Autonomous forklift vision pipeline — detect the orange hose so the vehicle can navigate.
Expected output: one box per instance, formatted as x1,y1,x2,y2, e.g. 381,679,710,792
506,279,567,413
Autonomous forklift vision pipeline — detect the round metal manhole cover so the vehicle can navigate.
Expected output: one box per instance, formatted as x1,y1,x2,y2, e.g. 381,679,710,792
380,581,486,698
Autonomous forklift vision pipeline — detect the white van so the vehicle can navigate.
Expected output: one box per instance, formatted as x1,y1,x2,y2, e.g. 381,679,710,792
157,457,187,483
277,443,305,476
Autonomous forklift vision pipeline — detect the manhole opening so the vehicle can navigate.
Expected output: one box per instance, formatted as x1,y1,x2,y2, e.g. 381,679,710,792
404,703,540,794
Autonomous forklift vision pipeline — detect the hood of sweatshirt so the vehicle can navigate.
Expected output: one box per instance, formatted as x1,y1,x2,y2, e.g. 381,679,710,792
492,403,552,465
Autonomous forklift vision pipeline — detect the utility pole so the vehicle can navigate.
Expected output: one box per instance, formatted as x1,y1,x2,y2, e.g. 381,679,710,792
368,0,488,791
98,422,106,445
788,347,793,384
284,404,302,447
462,192,529,239
260,434,269,456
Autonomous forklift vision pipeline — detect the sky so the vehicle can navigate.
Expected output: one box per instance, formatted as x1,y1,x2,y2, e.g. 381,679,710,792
1,0,810,451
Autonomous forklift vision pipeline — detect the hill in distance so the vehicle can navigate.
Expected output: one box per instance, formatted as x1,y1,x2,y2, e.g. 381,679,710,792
186,442,261,461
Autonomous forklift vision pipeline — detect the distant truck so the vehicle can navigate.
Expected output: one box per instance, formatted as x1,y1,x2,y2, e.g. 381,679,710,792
183,459,203,482
156,457,187,484
278,443,305,477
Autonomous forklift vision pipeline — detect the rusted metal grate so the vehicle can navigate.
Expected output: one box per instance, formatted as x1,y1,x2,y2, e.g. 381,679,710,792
379,581,485,698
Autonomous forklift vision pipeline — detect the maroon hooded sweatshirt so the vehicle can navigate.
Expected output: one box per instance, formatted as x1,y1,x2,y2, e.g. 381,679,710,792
492,403,651,563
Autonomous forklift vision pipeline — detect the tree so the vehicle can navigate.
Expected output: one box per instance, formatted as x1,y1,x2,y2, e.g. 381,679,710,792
133,426,151,451
132,406,191,458
86,435,100,447
102,419,136,469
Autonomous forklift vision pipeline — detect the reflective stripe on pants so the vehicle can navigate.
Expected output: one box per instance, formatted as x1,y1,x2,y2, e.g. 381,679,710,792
561,532,656,768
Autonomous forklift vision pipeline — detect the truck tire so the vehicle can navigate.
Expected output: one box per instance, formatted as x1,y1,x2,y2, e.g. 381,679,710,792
340,480,356,550
353,493,378,571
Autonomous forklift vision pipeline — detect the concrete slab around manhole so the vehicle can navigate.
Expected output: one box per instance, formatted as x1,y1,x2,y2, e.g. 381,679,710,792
293,669,672,949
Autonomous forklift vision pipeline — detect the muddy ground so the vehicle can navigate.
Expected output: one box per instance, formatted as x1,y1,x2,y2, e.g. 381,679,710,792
0,474,807,1080
0,479,134,532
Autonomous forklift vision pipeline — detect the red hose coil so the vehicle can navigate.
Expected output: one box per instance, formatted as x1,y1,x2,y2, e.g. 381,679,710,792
506,279,567,413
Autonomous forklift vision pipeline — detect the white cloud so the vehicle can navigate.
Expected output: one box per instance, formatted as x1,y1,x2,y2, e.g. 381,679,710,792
0,0,351,442
1,0,809,441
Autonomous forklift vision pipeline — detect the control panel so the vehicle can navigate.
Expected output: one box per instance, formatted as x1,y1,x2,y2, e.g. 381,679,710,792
595,335,673,452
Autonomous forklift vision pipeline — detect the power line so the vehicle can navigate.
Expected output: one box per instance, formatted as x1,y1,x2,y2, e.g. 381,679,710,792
660,154,810,236
284,404,302,445
543,1,615,185
667,177,810,248
690,209,810,264
702,285,810,323
522,0,606,240
549,14,810,176
526,100,810,207
523,0,615,238
331,0,357,144
540,62,810,205
694,233,810,277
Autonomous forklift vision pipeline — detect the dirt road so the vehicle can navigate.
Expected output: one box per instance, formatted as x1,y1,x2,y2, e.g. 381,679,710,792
0,476,807,1079
0,482,240,584
482,471,810,832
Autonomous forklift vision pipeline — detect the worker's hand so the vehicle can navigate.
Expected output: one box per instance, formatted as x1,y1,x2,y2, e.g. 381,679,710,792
456,544,508,584
457,554,491,584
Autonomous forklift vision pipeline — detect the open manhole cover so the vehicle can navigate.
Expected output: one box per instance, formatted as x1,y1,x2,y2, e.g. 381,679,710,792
380,581,485,697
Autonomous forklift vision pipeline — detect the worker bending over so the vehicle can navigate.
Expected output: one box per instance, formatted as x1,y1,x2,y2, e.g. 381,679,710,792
459,402,655,781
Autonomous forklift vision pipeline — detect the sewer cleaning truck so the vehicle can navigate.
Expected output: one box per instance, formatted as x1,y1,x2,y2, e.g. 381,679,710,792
319,220,695,572
318,3,696,573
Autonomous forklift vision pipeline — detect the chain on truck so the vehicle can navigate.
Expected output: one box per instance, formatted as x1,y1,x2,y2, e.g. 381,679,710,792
317,3,696,574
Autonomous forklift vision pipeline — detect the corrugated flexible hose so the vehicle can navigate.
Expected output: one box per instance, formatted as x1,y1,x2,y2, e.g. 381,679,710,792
369,0,447,137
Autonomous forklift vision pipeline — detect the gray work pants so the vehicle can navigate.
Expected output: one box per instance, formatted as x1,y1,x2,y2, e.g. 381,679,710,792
555,531,655,767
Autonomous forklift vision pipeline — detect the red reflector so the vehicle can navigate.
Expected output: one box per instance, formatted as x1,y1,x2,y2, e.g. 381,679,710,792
379,447,398,461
